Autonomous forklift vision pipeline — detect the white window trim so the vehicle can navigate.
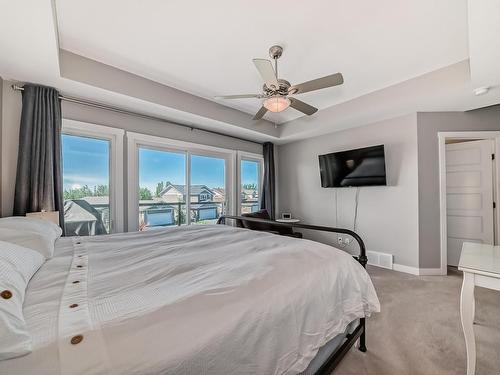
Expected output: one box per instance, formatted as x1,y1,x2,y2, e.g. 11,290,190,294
62,119,125,233
237,151,264,215
126,132,236,231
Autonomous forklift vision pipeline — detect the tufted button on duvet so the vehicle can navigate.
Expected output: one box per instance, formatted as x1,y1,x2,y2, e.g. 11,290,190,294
1,290,12,299
71,335,84,345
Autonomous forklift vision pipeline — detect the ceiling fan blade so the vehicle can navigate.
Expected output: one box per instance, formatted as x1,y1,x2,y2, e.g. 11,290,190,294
253,59,279,89
252,106,268,120
215,94,263,99
289,73,344,95
289,97,318,116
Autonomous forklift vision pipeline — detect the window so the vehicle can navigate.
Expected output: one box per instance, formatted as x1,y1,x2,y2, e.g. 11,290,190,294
62,134,110,234
127,133,234,231
190,154,226,224
138,147,187,229
60,126,261,234
61,120,124,236
239,153,263,214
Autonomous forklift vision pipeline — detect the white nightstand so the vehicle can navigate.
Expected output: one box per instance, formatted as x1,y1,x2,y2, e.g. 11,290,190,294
275,218,300,223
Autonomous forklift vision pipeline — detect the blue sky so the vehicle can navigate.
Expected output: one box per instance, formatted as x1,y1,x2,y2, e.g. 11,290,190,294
241,159,259,186
62,135,259,193
62,134,109,190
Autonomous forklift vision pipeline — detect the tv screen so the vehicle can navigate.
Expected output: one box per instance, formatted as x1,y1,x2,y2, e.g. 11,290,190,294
319,145,387,187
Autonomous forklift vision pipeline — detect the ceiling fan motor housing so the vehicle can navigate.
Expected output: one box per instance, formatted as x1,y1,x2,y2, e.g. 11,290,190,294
263,79,290,97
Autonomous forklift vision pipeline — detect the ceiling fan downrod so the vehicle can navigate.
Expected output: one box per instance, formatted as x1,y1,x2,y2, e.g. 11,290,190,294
269,45,283,80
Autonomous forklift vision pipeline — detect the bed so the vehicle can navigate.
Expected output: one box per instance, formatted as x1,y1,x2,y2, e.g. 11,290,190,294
0,219,379,375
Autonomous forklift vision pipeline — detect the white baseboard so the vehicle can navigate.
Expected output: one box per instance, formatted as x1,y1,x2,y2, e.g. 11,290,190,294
366,251,443,276
392,263,420,275
418,268,443,276
392,263,442,276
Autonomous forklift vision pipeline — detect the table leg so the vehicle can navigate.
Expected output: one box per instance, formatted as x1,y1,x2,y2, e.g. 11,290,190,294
460,272,476,375
472,289,475,324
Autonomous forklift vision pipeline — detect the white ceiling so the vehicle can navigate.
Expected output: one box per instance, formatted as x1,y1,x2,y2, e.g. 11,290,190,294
55,0,469,123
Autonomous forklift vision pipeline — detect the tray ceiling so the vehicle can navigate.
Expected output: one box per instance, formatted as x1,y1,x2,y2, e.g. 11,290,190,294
55,0,469,124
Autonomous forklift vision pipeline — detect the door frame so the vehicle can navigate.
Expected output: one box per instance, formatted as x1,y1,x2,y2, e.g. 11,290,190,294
438,131,500,275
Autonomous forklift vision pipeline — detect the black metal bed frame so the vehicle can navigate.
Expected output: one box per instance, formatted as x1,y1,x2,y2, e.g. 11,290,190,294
216,215,368,374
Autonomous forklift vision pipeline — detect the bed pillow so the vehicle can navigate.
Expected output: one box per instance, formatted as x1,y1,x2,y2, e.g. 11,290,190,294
0,240,45,360
0,217,62,259
0,216,62,238
0,228,56,260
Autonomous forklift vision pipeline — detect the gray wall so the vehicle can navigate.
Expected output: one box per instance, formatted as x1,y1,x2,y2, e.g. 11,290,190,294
417,106,500,268
1,80,22,217
60,50,279,139
62,101,261,154
277,114,420,268
0,80,262,217
0,76,3,214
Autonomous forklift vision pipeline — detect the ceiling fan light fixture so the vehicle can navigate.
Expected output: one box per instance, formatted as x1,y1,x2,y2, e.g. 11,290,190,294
263,96,290,113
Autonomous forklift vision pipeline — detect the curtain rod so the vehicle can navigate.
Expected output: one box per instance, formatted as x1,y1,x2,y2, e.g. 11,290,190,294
10,84,263,145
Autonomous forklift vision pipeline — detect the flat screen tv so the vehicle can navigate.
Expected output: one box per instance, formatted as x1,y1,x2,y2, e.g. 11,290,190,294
319,145,387,187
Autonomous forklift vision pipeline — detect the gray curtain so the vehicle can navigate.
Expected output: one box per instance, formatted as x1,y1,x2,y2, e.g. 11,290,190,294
13,84,64,230
260,142,276,220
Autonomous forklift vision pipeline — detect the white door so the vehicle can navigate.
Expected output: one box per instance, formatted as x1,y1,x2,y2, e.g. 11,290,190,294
446,140,494,266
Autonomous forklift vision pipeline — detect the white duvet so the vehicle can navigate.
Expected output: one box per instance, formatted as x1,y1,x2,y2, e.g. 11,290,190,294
0,225,379,375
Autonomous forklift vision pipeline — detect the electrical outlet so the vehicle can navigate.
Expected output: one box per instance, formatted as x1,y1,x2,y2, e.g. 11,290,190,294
344,237,351,245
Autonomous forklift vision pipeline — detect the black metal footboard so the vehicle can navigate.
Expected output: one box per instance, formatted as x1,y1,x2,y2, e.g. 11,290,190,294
216,215,368,374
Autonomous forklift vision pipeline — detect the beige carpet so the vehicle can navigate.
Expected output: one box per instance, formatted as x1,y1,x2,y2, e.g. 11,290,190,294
335,266,500,375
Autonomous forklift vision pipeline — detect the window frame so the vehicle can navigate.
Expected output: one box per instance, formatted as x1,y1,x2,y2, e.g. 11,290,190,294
62,119,125,233
127,132,236,231
237,151,264,215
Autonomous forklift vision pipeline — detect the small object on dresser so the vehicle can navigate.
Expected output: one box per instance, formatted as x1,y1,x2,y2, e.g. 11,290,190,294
26,210,60,225
276,213,300,223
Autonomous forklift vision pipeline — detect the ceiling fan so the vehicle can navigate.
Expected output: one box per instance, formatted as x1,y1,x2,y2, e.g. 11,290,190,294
216,45,344,120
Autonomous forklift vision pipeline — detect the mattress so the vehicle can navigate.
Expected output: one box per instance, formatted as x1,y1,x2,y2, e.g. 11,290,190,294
0,225,379,375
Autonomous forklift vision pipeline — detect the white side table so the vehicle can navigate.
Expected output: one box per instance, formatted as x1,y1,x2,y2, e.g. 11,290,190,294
458,242,500,375
275,218,300,223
